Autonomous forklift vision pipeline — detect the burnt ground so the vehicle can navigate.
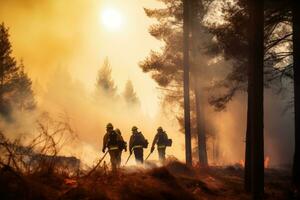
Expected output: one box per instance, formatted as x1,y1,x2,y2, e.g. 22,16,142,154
0,160,297,200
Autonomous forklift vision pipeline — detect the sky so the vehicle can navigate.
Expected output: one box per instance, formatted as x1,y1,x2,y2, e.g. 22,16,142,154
0,0,188,164
0,0,163,117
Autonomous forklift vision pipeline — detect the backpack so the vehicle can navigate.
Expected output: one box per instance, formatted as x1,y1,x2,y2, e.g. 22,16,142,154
133,132,148,148
157,132,168,145
166,139,172,147
118,140,127,150
107,131,118,147
143,139,149,148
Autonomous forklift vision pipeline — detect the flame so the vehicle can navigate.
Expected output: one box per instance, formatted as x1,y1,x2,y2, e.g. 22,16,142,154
64,178,78,187
236,157,270,169
264,156,270,168
239,160,245,168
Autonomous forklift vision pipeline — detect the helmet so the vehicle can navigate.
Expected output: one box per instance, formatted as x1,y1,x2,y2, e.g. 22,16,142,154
106,123,113,129
157,126,163,131
132,126,138,131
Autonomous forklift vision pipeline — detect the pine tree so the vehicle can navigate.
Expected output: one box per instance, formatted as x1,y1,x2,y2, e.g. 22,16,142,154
183,0,192,165
208,0,292,110
12,61,36,112
0,23,35,118
95,57,117,98
292,0,300,188
0,23,18,117
206,0,292,191
141,0,213,166
123,80,140,106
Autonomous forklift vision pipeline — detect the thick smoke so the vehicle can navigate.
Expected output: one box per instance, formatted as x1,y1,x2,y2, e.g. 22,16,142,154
0,0,294,168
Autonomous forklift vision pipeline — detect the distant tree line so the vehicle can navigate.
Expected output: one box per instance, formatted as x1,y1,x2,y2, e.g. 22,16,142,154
95,57,140,108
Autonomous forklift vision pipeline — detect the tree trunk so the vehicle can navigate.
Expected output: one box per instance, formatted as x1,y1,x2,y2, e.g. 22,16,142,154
293,0,300,188
244,83,252,192
194,83,208,166
248,0,264,199
183,0,192,166
189,0,207,167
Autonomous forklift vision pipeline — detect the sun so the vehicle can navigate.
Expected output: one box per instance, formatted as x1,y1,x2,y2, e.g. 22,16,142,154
100,8,123,31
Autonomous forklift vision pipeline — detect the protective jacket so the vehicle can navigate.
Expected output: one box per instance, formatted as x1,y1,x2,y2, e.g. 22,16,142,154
129,132,147,153
103,130,124,151
151,131,169,149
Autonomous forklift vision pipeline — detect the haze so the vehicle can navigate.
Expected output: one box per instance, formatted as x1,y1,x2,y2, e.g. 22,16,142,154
0,0,294,167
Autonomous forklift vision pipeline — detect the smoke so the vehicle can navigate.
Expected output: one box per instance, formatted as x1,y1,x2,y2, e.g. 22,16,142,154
0,0,294,168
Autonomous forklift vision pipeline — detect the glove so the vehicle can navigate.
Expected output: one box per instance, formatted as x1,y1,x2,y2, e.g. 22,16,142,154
151,146,155,153
102,148,105,153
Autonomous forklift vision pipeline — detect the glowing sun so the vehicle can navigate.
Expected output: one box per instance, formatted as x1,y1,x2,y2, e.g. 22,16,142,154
100,8,123,31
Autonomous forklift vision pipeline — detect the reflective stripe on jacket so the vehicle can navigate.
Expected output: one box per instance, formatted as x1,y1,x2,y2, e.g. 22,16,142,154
109,146,119,150
132,145,143,150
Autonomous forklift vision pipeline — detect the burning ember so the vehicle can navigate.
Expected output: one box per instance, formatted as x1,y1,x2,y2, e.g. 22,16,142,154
64,178,78,188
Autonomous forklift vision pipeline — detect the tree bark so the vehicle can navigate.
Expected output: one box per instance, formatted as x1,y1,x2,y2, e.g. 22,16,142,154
248,0,265,199
293,0,300,188
183,0,192,166
244,83,252,192
195,84,208,166
189,0,208,167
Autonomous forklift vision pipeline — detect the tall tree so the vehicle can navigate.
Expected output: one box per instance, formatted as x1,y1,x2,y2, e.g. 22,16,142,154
207,0,292,111
205,0,292,191
95,57,117,98
123,80,140,106
0,23,35,119
190,0,208,166
183,0,192,165
248,0,264,198
292,0,300,188
244,88,253,192
194,82,208,165
141,0,213,166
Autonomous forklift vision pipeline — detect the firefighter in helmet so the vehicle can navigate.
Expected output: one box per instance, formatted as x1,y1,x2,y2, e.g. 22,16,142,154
151,127,172,161
129,126,148,164
114,128,127,166
102,123,125,170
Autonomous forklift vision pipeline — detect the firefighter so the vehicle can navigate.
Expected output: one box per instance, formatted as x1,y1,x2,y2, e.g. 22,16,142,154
115,128,127,167
129,126,148,164
102,123,125,170
151,127,172,161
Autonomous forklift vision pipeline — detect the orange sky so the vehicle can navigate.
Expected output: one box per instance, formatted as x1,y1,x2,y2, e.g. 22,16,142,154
0,0,189,164
0,0,294,167
0,0,163,117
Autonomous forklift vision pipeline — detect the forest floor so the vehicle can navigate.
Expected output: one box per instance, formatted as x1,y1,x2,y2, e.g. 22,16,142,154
0,159,296,200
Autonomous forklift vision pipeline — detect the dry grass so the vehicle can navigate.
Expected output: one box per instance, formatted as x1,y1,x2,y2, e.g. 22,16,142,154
0,157,295,200
0,115,295,199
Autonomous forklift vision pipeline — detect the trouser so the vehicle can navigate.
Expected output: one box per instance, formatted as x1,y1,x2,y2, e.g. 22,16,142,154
133,148,144,164
109,149,121,170
158,147,166,161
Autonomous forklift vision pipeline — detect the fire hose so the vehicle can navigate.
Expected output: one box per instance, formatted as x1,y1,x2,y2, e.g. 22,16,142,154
145,151,153,161
84,151,108,177
124,153,132,165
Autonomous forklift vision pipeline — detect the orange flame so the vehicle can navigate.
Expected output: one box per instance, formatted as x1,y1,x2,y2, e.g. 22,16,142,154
239,160,245,168
64,178,78,187
264,156,270,168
